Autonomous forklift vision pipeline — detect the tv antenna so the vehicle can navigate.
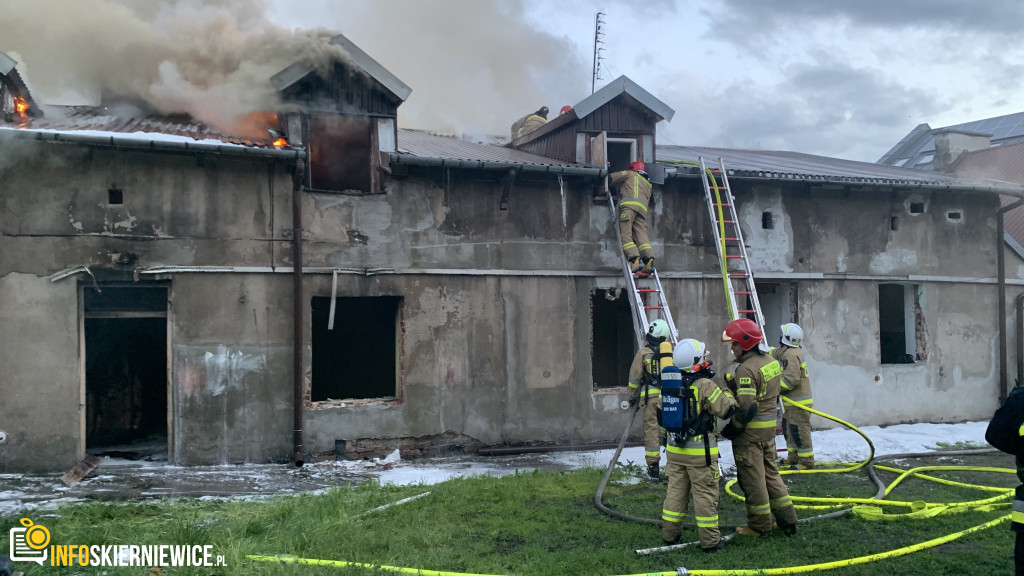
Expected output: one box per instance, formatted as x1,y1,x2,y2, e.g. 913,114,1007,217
592,10,606,94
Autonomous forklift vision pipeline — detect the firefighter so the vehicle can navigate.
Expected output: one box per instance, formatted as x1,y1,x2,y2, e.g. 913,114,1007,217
661,338,738,551
720,318,799,537
628,319,671,479
511,106,548,139
774,323,815,470
610,161,655,274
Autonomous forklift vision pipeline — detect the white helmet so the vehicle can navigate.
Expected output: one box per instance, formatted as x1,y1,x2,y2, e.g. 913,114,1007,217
673,338,707,372
780,323,803,348
647,319,670,342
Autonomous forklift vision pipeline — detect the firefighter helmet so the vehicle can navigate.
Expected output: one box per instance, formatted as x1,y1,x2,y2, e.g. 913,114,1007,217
721,318,763,351
559,105,572,115
780,323,803,347
629,160,645,172
647,319,670,343
673,339,707,373
537,106,549,118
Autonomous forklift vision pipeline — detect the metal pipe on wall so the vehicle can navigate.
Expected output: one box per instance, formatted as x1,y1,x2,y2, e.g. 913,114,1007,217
998,199,1024,402
291,159,307,467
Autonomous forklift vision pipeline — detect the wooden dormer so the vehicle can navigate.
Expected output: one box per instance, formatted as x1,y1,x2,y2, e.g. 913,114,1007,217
510,76,674,173
271,33,412,194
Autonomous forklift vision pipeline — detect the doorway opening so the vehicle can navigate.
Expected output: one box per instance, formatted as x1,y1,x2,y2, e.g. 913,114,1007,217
591,288,635,389
83,285,168,460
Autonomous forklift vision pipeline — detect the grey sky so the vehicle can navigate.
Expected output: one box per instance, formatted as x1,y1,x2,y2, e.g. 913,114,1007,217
2,0,1020,162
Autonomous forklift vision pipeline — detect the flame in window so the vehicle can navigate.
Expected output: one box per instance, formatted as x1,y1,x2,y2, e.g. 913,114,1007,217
14,96,28,115
272,138,287,148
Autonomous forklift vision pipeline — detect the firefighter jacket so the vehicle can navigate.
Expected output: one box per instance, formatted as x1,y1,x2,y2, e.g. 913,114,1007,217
666,377,738,466
610,169,652,216
773,346,813,409
731,349,783,444
628,345,661,401
517,114,547,138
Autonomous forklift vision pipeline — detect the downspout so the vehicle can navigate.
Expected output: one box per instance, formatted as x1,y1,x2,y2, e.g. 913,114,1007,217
292,158,307,467
998,198,1024,402
1017,291,1024,393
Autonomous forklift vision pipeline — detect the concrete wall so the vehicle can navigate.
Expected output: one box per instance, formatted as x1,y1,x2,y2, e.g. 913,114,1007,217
0,133,1015,469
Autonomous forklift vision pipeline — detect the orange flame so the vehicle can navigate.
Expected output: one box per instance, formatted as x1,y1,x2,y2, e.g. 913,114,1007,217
14,96,27,115
272,138,287,148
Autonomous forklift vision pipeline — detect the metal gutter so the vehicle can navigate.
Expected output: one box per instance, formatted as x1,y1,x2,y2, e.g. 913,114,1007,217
388,153,605,177
4,129,307,160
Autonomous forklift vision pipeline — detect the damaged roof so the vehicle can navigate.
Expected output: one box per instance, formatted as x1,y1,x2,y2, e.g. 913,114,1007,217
393,129,601,175
657,145,1024,194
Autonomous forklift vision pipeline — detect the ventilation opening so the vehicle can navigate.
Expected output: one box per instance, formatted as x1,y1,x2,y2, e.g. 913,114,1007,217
591,289,634,389
909,202,925,214
312,296,401,401
946,211,962,222
891,216,899,231
108,188,123,205
84,286,168,456
762,211,774,230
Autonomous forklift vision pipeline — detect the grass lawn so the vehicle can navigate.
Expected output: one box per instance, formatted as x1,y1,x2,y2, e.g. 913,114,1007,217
1,450,1019,576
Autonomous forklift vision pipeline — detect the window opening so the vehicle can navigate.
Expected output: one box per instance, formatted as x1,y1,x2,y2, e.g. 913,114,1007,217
762,211,774,230
308,114,373,193
108,188,123,205
910,202,925,214
312,296,401,401
591,289,634,389
879,283,922,364
606,138,637,173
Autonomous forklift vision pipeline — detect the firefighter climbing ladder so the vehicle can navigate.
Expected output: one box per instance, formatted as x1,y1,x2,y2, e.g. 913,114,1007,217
698,156,767,342
607,197,679,346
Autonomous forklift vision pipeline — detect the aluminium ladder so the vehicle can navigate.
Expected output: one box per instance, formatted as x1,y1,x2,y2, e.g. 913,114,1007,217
698,157,768,347
607,196,679,347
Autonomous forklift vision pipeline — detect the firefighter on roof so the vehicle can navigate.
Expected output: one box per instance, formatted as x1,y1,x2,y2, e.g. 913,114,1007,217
720,318,799,537
774,323,815,470
511,106,548,140
660,338,738,551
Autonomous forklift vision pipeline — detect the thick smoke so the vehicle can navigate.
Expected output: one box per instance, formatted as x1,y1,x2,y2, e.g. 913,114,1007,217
0,0,592,138
0,0,348,134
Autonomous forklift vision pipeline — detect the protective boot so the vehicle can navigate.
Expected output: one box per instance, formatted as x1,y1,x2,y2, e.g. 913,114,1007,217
647,463,660,479
789,463,813,471
630,258,644,273
642,256,656,273
778,521,798,537
735,526,763,537
702,539,726,553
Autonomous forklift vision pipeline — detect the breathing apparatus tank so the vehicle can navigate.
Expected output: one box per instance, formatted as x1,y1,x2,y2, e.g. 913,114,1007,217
658,341,685,433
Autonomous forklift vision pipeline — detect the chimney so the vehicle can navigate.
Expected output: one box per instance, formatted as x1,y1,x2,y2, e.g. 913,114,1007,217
932,128,991,172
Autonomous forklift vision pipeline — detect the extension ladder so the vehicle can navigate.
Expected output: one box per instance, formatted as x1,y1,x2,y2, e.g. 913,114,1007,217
698,157,767,345
607,197,679,347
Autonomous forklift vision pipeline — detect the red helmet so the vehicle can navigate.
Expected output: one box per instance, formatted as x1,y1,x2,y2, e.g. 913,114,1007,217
629,160,645,172
721,319,763,351
559,105,572,115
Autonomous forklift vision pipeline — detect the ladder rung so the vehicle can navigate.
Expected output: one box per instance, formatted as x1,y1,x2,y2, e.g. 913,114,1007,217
637,289,659,293
729,273,748,278
714,203,731,207
643,306,662,310
734,291,751,295
737,309,756,314
724,237,739,241
725,255,742,259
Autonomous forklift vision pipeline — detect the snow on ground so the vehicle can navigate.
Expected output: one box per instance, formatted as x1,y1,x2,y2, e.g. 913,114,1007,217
0,421,996,517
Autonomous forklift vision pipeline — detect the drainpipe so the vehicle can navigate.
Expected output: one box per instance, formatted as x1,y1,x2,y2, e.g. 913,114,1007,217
1017,291,1024,393
292,158,307,467
998,198,1024,402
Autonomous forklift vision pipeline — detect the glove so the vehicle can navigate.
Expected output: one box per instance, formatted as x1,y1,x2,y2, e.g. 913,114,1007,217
733,403,759,426
720,422,740,440
628,391,640,407
725,372,737,394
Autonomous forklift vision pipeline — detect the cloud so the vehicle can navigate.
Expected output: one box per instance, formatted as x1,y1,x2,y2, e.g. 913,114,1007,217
660,56,946,160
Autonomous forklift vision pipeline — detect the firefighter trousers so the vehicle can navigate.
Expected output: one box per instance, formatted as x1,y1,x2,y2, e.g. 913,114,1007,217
733,439,798,533
782,407,814,467
661,461,721,548
618,208,652,261
642,394,662,467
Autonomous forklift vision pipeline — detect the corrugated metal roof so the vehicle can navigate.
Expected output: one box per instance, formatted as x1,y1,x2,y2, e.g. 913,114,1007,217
397,129,586,168
878,111,1024,169
2,106,279,148
657,145,1006,188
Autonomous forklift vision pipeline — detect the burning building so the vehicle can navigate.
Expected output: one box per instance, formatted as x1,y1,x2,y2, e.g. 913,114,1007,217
1,33,1023,472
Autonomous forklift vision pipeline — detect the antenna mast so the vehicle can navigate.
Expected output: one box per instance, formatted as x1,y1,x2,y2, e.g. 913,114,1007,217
592,10,606,94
